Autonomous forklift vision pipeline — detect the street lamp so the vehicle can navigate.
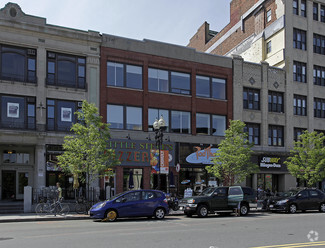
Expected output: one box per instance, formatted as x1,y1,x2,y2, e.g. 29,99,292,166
153,115,166,190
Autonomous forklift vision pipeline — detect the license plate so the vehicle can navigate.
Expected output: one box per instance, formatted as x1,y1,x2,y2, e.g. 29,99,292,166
269,205,273,208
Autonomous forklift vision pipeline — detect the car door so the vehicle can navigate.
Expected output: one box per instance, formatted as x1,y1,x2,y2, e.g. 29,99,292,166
295,190,310,210
115,191,142,217
308,190,322,210
210,187,228,210
140,190,159,216
228,186,244,209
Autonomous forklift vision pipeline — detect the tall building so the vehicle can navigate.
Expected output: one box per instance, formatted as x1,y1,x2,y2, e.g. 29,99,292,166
0,3,101,200
189,0,325,191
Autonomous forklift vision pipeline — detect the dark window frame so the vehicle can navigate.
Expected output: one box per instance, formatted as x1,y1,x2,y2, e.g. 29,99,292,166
293,94,307,116
301,0,306,17
244,123,260,145
313,65,325,86
268,91,284,113
293,28,306,50
268,125,284,147
293,0,298,15
293,61,307,83
313,33,325,55
314,98,325,118
314,3,319,21
294,127,306,142
196,75,227,100
243,88,260,110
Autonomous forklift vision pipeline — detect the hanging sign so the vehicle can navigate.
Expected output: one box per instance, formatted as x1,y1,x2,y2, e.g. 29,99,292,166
186,145,218,164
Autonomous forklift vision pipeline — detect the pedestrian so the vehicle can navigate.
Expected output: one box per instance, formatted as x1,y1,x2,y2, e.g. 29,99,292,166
235,201,241,216
56,182,62,200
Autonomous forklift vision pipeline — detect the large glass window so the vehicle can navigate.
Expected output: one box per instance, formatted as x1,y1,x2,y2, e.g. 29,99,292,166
107,104,142,130
0,45,36,83
268,125,284,146
47,52,85,89
107,62,124,87
196,75,226,100
244,123,260,145
46,99,79,131
171,111,190,134
212,115,226,136
243,88,260,110
171,72,190,95
126,65,142,89
268,91,284,113
196,113,210,135
293,29,306,50
0,95,35,130
293,61,307,83
148,108,169,132
294,95,307,116
148,68,168,92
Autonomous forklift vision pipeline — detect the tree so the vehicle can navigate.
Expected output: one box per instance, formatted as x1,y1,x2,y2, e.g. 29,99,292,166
206,120,258,186
284,131,325,187
57,100,119,198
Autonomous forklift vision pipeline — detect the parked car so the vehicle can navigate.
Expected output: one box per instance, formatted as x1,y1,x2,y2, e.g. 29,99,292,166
264,189,299,210
269,188,325,213
178,186,257,217
89,189,169,221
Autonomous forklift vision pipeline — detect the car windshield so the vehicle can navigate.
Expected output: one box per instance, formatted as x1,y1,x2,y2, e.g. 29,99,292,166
278,191,297,197
107,192,126,201
199,187,216,196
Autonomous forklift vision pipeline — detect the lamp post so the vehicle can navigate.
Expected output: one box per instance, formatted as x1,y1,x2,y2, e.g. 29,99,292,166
153,115,166,190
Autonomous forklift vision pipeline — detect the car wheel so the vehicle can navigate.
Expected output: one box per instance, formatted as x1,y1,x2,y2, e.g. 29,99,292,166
288,204,297,214
197,205,208,218
104,209,117,222
154,208,165,220
319,203,325,212
240,204,249,216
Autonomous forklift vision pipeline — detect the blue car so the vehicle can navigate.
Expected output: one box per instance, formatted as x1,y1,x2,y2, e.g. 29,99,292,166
89,189,169,221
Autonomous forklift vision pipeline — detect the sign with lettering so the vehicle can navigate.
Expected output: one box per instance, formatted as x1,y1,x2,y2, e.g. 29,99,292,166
186,145,218,164
150,150,169,174
259,156,281,169
108,139,175,167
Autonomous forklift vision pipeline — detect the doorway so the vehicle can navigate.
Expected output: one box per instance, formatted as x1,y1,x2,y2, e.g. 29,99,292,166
2,170,16,199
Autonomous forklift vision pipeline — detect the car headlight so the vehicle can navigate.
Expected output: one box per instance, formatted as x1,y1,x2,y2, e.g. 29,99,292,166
95,201,107,209
187,199,195,204
277,199,289,204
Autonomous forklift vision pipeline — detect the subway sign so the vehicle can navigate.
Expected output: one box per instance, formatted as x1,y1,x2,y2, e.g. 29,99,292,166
108,139,175,166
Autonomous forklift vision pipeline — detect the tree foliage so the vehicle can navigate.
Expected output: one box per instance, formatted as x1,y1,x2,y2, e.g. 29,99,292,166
284,131,325,187
207,120,258,185
57,100,119,189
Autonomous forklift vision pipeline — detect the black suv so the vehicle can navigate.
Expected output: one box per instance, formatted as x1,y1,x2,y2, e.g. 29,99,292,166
269,188,325,213
178,186,257,217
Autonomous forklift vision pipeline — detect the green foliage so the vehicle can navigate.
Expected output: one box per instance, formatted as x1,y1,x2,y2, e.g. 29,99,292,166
284,131,325,187
57,100,119,188
206,120,258,185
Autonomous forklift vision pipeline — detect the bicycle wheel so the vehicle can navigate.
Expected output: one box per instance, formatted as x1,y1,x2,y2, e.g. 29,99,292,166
58,204,70,216
35,203,47,216
75,203,86,214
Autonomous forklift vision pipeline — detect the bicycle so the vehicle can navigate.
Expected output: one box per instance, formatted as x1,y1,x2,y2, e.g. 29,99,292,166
35,197,70,216
75,196,92,214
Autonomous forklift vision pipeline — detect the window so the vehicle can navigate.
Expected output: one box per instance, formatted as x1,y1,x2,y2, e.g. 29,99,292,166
268,91,284,113
196,113,210,135
321,5,325,22
0,95,35,130
47,99,79,131
0,45,36,83
212,115,226,136
294,128,306,142
107,62,142,90
313,65,325,86
148,68,168,92
293,0,298,15
196,75,226,100
314,3,319,21
293,61,306,83
171,111,191,134
293,95,307,116
47,52,86,89
243,88,260,110
3,150,30,164
244,123,260,145
107,104,142,130
314,98,325,118
301,0,306,17
266,9,272,22
293,29,306,50
313,34,325,54
266,41,272,53
148,108,169,132
171,71,190,95
268,125,284,146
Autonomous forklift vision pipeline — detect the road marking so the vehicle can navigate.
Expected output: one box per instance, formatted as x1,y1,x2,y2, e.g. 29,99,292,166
251,241,325,248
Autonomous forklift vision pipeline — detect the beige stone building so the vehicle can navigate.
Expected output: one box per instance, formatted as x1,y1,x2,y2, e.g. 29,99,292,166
189,0,325,191
0,3,101,200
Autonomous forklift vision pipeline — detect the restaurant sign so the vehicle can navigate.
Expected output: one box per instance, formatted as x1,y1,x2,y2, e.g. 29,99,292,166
259,156,281,169
108,139,175,167
186,145,218,165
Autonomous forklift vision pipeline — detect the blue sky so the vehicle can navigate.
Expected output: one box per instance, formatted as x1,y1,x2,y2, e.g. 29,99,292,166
6,0,231,46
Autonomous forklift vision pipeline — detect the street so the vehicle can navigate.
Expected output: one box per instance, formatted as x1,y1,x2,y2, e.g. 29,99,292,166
0,212,324,248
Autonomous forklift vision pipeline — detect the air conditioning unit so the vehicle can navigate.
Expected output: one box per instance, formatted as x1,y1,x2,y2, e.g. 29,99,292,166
78,102,83,108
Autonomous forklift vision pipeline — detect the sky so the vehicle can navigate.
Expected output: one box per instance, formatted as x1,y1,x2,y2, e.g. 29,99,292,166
4,0,231,46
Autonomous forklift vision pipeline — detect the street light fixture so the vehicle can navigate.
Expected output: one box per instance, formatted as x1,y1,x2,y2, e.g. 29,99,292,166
153,115,166,190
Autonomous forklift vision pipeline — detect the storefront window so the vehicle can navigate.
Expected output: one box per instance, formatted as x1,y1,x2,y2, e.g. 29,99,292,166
123,168,143,191
179,167,208,197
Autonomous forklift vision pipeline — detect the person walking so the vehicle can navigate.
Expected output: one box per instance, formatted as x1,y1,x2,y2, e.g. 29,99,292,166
56,182,62,200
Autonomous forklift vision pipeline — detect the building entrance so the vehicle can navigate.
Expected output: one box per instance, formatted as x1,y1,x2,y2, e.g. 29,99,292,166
2,170,16,199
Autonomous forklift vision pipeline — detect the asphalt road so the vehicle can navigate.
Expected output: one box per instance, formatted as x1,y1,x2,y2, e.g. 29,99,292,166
0,212,324,248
